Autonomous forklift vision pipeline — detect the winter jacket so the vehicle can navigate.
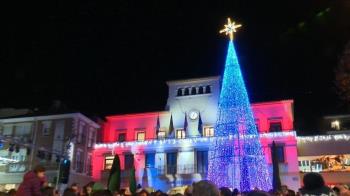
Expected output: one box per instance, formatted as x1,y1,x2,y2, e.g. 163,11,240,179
16,171,43,196
300,186,336,196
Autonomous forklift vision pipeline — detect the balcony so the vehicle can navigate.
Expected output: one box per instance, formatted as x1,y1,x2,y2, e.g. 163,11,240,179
157,164,207,175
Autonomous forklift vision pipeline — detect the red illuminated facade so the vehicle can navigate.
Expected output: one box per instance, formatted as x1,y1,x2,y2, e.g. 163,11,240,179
92,77,300,191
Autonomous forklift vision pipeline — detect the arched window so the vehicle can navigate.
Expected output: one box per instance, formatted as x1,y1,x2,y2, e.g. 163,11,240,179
205,85,211,94
191,87,197,95
198,86,204,94
184,88,190,96
177,88,183,96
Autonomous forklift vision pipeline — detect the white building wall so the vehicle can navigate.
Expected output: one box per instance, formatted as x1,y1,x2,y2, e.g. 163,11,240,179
166,77,221,137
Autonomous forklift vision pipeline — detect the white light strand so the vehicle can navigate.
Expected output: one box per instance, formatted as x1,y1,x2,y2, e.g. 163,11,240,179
94,131,296,149
297,134,350,143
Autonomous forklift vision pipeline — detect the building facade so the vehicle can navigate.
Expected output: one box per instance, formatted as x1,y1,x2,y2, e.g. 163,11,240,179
92,77,300,191
0,113,99,191
297,114,350,185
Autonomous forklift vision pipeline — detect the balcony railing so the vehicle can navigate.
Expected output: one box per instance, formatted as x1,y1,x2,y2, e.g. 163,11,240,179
157,164,207,175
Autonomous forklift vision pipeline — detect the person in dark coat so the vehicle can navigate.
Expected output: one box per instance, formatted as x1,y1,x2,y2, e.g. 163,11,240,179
16,165,46,196
299,173,335,196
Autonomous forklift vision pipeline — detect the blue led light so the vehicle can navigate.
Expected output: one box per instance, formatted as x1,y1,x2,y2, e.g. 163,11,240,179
207,41,272,191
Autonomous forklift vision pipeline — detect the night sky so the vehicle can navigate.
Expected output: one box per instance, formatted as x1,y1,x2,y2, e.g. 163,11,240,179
2,1,350,134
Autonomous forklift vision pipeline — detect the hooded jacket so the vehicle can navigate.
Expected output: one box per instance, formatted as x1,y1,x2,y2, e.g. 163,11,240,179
16,171,43,196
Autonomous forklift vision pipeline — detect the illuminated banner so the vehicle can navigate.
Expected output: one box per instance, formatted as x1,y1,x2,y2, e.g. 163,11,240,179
299,154,350,172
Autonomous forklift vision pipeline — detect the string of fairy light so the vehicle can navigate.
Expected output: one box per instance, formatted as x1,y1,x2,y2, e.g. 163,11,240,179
94,131,297,149
207,18,271,191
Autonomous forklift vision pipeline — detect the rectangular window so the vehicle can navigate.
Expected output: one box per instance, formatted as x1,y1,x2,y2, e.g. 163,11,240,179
176,129,185,139
124,154,134,170
77,122,85,143
15,124,31,136
158,131,166,139
118,133,126,142
203,127,214,137
269,122,282,132
104,156,114,170
3,125,13,136
86,154,92,176
255,119,260,132
136,132,145,141
87,128,95,148
197,151,208,174
271,145,285,163
75,150,84,173
42,121,51,136
166,152,177,174
145,153,155,168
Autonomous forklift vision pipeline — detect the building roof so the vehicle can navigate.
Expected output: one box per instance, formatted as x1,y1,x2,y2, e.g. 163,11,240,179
166,76,221,85
0,112,100,128
106,111,170,120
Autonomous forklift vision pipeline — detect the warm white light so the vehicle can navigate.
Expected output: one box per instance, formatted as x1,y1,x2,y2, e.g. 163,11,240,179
219,18,242,40
331,120,340,130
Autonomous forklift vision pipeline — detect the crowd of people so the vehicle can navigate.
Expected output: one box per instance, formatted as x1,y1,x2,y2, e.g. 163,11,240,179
1,165,350,196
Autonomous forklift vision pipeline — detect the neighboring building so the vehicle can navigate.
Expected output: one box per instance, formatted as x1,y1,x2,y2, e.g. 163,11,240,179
0,112,100,192
92,76,300,191
297,114,350,185
0,108,33,118
321,114,350,132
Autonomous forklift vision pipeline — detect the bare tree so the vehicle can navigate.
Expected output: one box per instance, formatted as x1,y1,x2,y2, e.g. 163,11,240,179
335,41,350,108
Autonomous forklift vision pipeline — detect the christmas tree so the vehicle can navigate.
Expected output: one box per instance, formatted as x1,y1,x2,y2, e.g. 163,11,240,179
207,18,272,191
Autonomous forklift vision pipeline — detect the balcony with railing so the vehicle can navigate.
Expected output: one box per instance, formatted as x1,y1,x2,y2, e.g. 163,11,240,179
156,164,207,175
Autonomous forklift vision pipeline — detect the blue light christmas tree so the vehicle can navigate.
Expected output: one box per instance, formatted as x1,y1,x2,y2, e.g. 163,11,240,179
207,18,272,191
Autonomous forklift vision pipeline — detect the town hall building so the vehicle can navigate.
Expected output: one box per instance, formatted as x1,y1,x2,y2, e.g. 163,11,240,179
92,76,300,191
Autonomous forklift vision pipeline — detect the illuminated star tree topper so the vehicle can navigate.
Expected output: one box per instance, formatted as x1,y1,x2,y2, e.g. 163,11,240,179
219,18,242,40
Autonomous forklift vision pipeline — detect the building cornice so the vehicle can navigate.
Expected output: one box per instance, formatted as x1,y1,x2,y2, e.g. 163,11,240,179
166,76,221,86
106,111,170,120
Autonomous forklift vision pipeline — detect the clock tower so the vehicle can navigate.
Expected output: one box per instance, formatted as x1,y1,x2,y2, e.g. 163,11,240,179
165,76,221,137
